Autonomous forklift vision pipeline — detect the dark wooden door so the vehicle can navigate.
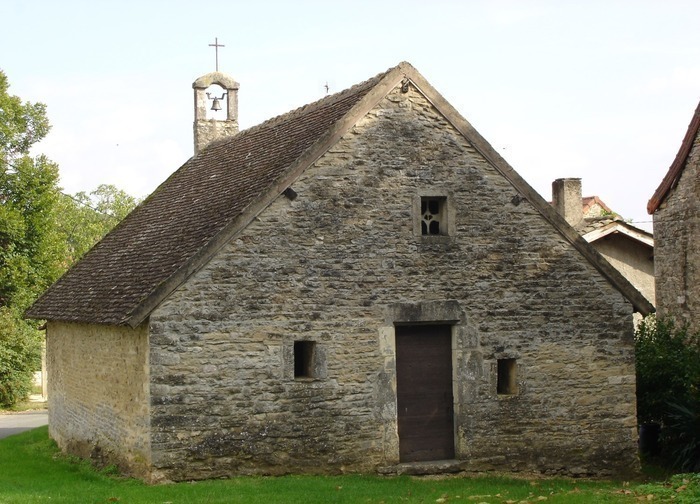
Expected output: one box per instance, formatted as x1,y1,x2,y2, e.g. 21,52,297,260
396,325,455,462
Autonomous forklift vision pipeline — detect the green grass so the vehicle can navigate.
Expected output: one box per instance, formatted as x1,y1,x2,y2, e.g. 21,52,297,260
0,427,698,503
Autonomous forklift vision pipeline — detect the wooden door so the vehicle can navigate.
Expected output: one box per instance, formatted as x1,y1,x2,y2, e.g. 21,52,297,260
396,325,455,462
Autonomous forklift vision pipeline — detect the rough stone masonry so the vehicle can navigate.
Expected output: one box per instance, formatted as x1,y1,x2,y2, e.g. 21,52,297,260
145,85,638,480
39,65,642,482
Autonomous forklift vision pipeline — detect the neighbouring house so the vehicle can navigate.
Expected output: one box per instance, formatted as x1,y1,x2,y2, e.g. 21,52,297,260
648,101,700,334
552,178,655,321
27,62,653,482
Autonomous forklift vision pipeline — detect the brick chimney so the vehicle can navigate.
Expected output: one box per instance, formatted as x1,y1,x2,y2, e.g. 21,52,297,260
193,72,240,154
552,178,583,228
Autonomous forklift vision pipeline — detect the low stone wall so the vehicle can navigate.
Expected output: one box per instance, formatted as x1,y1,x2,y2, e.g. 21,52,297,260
47,321,151,477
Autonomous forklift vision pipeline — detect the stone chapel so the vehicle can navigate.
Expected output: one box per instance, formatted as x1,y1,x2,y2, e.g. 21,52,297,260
28,62,653,481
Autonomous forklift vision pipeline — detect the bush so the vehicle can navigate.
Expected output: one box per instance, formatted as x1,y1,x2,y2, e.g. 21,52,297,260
635,315,700,470
0,306,42,408
635,316,700,425
665,399,700,472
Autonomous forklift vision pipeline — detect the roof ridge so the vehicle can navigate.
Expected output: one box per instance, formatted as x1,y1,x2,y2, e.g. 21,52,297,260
233,64,399,140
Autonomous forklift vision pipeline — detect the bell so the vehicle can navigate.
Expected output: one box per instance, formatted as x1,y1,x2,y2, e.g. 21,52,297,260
210,97,222,112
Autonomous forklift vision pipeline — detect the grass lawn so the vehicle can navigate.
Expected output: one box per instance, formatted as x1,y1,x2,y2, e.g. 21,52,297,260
1,427,698,504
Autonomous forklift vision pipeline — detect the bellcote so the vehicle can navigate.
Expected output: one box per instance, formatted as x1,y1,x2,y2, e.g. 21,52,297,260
193,72,240,154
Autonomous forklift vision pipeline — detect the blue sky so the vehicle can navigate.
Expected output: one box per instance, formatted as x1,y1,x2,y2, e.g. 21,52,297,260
3,0,700,231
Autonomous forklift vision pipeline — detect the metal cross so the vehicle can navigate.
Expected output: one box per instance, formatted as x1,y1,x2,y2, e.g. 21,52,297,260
209,37,225,72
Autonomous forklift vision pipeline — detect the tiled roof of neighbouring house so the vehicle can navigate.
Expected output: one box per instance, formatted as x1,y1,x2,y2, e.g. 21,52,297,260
648,100,700,214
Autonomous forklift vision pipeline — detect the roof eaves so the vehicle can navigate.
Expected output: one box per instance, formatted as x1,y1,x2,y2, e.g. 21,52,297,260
648,100,700,214
583,221,654,248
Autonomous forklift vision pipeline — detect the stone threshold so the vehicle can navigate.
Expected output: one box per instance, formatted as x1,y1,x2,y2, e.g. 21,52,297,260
378,459,464,476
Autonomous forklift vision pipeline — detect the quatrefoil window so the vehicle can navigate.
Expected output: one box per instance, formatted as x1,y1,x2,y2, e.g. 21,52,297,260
421,197,445,235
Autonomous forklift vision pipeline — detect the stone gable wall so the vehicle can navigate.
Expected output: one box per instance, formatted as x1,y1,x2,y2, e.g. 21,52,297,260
591,236,655,306
149,84,638,480
46,321,151,476
653,137,700,334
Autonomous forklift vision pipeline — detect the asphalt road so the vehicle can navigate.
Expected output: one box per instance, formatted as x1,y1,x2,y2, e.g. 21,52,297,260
0,410,48,439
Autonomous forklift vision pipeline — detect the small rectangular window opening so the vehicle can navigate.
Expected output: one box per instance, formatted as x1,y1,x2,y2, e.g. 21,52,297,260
294,341,316,379
497,358,518,395
421,197,446,235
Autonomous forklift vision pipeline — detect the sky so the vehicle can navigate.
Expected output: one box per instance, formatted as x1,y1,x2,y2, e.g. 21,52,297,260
2,0,700,232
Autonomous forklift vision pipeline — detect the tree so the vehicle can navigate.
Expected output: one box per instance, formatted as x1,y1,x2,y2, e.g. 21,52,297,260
0,69,65,407
56,184,138,264
0,70,139,407
0,305,41,407
0,72,50,160
635,315,700,469
0,155,65,308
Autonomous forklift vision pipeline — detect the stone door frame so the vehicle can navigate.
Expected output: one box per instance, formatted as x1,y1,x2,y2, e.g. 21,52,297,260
378,300,473,465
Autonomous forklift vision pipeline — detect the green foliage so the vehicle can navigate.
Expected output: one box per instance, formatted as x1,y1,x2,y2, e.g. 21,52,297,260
0,306,41,408
0,70,65,310
0,70,138,408
635,316,700,425
0,71,50,159
665,400,700,472
0,70,63,407
635,315,700,471
0,154,66,309
56,184,138,264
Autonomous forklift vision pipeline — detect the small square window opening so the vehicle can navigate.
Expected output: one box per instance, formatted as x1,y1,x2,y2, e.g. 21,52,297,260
294,341,316,379
421,197,446,235
497,358,518,395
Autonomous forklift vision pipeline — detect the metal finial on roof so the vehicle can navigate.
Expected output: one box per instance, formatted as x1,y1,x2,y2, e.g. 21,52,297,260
208,37,225,72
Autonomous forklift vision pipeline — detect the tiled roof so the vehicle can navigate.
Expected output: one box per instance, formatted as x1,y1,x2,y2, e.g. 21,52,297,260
578,215,618,234
648,100,700,214
580,217,653,247
581,196,614,218
26,66,391,325
564,197,652,247
27,62,655,325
